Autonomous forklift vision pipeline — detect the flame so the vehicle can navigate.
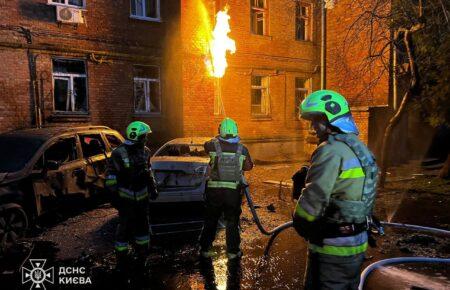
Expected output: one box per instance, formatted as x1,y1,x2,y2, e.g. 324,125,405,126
206,8,236,78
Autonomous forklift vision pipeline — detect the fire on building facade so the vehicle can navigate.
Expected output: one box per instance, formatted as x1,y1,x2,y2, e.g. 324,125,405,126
0,0,390,160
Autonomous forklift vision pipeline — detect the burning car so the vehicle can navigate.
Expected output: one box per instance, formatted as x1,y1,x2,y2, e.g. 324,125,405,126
149,137,211,235
0,126,124,251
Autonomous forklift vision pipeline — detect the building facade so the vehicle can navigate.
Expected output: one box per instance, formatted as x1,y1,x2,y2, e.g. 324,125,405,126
0,0,390,160
181,0,322,160
0,0,182,143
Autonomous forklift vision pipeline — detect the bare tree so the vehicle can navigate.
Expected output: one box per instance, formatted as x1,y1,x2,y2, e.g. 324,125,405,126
331,0,449,186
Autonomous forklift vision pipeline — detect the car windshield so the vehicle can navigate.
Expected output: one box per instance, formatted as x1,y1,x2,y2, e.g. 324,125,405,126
156,144,208,157
0,136,45,172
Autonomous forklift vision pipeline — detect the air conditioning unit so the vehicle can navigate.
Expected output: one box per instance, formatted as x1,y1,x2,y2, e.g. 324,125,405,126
56,6,84,24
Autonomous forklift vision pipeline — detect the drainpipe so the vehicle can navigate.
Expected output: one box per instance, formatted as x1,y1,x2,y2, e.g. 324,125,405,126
28,51,42,128
320,0,327,90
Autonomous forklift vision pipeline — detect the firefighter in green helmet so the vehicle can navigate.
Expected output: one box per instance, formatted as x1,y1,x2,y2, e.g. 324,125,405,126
105,121,158,274
199,118,254,260
293,90,379,290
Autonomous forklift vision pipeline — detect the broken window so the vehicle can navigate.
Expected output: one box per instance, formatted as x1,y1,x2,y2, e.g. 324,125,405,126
105,134,122,150
50,0,85,8
45,137,78,165
296,2,312,41
251,75,270,117
53,59,88,113
251,0,267,35
79,134,106,158
156,144,208,157
134,65,161,114
295,78,311,119
130,0,160,20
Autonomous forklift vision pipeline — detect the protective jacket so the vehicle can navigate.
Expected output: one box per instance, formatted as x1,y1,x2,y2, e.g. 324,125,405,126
105,143,157,203
205,138,253,190
294,133,378,256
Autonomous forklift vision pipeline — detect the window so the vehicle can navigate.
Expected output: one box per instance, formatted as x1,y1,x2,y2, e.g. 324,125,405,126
251,0,267,35
130,0,160,21
251,76,270,117
105,134,122,150
49,0,85,8
45,137,78,165
295,78,311,119
52,59,88,113
134,66,161,114
296,2,312,41
156,144,208,157
79,134,106,158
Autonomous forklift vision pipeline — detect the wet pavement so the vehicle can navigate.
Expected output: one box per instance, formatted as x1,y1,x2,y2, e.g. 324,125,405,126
1,162,449,289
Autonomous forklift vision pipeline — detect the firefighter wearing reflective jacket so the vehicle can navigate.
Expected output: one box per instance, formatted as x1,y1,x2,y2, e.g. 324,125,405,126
105,121,158,273
199,118,254,260
293,90,379,290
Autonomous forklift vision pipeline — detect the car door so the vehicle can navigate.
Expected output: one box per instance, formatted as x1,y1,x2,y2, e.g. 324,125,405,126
78,133,108,189
31,136,88,213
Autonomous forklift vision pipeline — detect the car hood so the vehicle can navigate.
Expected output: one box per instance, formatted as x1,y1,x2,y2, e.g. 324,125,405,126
151,156,210,164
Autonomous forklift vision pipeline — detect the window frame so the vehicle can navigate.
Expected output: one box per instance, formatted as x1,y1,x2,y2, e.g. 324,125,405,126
44,136,79,166
295,77,312,120
251,75,271,118
214,82,225,116
78,133,107,159
295,1,313,42
52,58,89,114
133,65,162,115
47,0,86,9
250,0,268,36
130,0,161,22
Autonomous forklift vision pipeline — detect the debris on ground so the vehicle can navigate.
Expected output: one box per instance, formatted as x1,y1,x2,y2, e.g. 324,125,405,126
266,204,276,213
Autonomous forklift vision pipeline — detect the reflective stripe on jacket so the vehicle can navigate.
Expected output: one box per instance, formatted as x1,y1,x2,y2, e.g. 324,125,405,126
294,133,377,256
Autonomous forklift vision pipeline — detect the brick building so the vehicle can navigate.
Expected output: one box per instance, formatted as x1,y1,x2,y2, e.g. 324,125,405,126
0,0,390,160
0,0,182,142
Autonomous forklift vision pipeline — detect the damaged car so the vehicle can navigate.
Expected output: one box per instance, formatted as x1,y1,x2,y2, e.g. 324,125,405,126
0,126,124,251
149,137,211,235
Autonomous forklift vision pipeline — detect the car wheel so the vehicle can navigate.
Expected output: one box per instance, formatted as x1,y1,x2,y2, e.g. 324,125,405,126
0,205,28,252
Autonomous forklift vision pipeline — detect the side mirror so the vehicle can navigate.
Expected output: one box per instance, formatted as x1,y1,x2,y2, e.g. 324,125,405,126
46,160,60,171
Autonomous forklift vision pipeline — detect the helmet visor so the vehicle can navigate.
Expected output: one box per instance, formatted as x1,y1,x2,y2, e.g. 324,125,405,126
330,115,359,134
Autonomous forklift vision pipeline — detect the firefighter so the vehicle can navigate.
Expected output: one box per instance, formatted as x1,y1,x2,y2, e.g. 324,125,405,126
293,90,379,290
105,121,158,273
199,118,254,260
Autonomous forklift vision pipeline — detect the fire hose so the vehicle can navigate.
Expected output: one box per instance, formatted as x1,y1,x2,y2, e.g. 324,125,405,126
358,257,450,290
242,180,450,289
243,185,293,237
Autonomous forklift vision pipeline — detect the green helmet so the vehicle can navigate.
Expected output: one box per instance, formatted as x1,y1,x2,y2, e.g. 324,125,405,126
219,118,238,138
300,90,350,122
126,121,151,142
299,90,360,134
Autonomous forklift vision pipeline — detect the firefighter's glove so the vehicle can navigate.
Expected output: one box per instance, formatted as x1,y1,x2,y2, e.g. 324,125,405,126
292,213,313,240
291,165,309,200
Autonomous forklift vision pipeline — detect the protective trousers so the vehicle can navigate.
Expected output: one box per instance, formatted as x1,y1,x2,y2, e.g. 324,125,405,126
115,201,150,256
199,188,242,254
304,251,365,290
